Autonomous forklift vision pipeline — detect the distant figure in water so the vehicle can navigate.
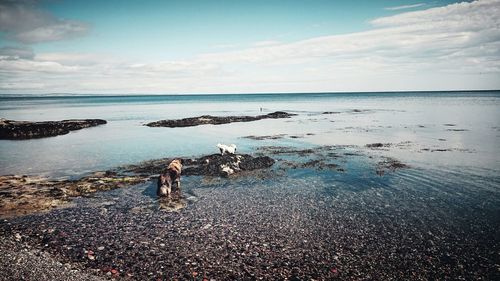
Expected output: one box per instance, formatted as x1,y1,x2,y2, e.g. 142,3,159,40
157,159,182,198
260,107,263,112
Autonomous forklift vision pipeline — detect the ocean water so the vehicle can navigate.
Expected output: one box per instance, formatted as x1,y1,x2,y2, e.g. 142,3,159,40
1,91,499,177
1,91,500,278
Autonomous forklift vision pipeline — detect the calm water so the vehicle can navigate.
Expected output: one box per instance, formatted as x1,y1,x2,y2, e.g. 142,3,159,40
0,91,499,177
1,91,500,279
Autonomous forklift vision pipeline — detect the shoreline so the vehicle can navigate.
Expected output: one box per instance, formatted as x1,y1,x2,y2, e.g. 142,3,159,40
0,143,498,280
0,153,275,218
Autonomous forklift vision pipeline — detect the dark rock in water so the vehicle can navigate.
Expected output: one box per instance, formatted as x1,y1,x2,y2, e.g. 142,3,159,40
366,143,391,148
243,134,287,140
183,154,275,177
123,154,275,177
0,118,107,140
239,155,275,171
376,157,409,176
145,111,296,128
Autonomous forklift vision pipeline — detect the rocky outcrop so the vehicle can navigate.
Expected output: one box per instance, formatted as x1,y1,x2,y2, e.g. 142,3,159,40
183,154,275,177
145,111,296,128
0,153,276,217
0,118,107,140
0,173,147,218
123,154,275,177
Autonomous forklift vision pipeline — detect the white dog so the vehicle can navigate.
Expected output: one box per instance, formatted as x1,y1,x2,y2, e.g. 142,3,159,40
217,143,237,155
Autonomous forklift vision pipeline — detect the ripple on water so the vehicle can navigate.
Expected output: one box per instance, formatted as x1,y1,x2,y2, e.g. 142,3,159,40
1,154,499,280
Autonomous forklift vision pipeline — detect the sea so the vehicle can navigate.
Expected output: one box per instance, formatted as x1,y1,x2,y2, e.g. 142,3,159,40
1,91,499,177
1,91,500,278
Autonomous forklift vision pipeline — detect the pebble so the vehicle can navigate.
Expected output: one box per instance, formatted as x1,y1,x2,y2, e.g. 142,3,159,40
0,148,497,280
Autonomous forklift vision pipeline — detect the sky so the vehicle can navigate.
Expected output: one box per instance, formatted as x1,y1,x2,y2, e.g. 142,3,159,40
0,0,499,94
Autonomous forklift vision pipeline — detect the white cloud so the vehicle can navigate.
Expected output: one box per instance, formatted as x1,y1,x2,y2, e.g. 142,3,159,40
1,0,499,94
384,3,426,11
253,40,282,47
0,1,89,44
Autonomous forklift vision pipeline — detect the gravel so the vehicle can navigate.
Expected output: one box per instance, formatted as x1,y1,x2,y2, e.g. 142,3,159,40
0,235,105,281
0,148,498,280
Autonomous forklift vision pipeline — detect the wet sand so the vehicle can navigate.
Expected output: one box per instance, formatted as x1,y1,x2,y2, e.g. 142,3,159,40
1,145,499,280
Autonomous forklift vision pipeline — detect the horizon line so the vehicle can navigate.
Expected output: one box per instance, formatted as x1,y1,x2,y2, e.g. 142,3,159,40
1,89,500,98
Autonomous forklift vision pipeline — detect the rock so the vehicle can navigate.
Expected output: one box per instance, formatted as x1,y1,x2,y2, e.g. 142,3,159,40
0,174,147,219
366,143,390,148
145,111,296,128
376,157,409,176
182,154,275,177
243,134,287,140
0,118,107,140
0,153,275,218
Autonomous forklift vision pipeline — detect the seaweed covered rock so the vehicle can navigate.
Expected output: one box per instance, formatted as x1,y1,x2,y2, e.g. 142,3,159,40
183,154,275,177
145,111,296,128
0,173,147,218
123,154,275,177
0,118,107,140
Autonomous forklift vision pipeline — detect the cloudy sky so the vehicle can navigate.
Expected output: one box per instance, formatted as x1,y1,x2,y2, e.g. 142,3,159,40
0,0,499,94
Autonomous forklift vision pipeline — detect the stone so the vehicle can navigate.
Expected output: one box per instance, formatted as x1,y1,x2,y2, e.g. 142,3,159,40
145,111,296,128
0,118,107,140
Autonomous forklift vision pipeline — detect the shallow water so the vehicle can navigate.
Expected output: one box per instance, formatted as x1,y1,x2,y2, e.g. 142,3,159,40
2,148,499,279
1,91,499,176
1,92,500,279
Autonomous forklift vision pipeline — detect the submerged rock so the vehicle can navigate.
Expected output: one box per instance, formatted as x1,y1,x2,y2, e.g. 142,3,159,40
243,134,287,140
145,111,296,128
0,174,147,218
0,118,107,140
375,157,409,176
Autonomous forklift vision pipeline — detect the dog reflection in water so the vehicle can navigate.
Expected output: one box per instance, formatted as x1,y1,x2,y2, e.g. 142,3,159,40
157,159,183,199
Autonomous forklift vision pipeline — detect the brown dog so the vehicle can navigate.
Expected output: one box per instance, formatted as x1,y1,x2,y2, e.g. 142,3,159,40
157,159,183,198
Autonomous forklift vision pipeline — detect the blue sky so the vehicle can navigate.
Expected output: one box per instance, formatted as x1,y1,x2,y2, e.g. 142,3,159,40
0,0,499,94
31,0,458,60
